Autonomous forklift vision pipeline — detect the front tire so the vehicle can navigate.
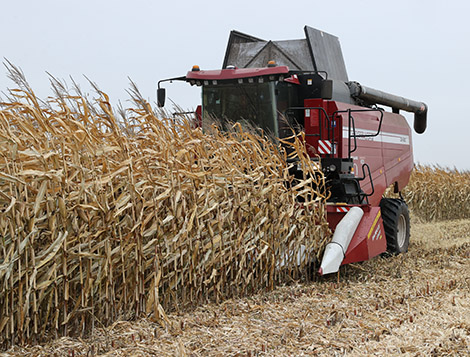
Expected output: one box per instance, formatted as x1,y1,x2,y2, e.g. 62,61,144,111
380,198,410,254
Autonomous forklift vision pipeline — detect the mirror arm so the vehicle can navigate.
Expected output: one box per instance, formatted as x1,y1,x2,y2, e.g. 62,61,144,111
158,76,187,88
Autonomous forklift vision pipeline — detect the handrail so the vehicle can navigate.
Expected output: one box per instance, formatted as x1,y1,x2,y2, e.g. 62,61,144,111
357,163,374,204
332,108,384,159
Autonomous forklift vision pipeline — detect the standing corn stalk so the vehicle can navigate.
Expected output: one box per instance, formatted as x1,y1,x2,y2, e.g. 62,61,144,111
402,165,470,222
0,69,330,347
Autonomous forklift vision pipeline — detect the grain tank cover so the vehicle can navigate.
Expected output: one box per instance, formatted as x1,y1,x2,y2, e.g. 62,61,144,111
222,26,349,81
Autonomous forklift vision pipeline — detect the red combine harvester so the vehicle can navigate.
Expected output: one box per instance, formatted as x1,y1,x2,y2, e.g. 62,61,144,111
157,26,428,275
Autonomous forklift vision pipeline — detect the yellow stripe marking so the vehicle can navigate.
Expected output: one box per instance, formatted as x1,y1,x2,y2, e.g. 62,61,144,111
367,211,381,240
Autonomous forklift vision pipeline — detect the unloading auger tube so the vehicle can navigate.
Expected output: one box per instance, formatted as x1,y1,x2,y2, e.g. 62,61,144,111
348,81,428,134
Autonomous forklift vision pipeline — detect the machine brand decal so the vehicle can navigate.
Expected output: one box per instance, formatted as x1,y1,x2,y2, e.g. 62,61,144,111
367,211,382,240
318,140,332,154
342,128,410,145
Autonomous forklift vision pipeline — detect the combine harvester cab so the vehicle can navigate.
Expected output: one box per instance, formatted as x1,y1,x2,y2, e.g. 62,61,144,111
157,26,427,275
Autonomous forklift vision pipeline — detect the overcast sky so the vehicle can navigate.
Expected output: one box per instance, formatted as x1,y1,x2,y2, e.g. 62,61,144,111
1,0,469,170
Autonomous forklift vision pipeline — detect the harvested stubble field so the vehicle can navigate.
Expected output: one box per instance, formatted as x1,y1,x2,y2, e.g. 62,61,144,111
1,71,470,356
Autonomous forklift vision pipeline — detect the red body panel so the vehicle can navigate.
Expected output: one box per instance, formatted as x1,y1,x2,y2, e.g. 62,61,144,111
342,206,386,264
195,105,202,127
338,101,412,205
186,66,289,81
304,99,413,207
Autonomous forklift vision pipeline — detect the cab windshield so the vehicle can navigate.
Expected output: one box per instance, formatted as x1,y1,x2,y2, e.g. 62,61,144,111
202,82,278,137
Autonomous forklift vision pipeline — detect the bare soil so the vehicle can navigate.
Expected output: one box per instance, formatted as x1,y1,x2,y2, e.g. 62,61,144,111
5,218,470,356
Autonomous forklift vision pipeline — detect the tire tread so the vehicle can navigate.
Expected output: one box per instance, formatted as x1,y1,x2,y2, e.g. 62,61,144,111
380,198,410,254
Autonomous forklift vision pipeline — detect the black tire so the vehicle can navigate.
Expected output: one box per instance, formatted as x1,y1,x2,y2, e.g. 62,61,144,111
379,198,410,254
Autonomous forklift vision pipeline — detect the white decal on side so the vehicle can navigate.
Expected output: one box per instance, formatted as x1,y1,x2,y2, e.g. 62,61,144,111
342,128,410,145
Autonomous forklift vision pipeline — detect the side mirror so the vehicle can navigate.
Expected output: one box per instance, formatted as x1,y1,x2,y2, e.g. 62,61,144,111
157,88,166,107
413,107,427,134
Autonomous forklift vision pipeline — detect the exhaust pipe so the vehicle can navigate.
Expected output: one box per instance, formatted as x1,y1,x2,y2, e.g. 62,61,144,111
348,82,428,134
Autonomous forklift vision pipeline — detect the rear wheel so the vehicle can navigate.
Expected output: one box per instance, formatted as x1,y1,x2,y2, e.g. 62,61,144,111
380,198,410,254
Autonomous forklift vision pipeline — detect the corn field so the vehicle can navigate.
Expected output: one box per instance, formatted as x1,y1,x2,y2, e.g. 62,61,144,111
0,68,330,347
403,165,470,222
2,65,468,350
